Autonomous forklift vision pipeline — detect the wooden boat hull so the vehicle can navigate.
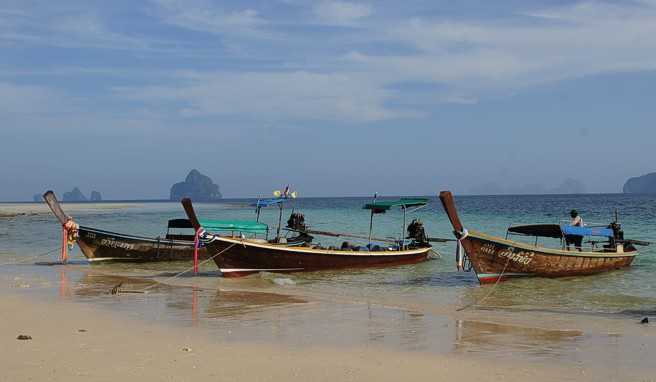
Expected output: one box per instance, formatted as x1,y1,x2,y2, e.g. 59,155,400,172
204,236,431,277
77,226,207,262
461,230,636,284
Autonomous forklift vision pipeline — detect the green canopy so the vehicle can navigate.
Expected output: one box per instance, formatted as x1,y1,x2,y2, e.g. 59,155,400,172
363,198,429,213
200,220,268,233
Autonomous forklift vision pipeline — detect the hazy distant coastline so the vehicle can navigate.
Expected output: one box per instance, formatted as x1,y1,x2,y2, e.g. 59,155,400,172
1,192,638,206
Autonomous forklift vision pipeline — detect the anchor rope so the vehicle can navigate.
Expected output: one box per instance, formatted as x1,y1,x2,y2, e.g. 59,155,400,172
456,256,511,312
0,246,61,267
455,228,469,271
131,241,239,293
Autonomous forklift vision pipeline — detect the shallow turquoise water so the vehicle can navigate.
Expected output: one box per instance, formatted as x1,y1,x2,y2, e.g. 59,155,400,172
1,194,655,315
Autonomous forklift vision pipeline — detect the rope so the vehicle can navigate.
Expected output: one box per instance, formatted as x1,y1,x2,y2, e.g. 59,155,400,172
429,248,441,258
456,256,511,312
193,228,202,274
122,242,239,294
455,228,469,271
0,247,61,267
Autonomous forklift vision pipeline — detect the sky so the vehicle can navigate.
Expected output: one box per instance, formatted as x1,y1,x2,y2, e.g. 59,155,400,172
1,0,656,201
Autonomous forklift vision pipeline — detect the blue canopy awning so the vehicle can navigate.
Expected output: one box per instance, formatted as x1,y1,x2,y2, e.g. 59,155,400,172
561,225,613,238
252,198,289,208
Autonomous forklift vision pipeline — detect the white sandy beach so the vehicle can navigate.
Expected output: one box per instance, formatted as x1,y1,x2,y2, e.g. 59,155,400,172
2,279,655,382
1,292,608,382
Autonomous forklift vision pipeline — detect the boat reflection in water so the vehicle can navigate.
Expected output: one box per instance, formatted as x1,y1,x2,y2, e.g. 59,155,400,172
70,271,307,323
49,267,648,372
453,319,583,359
205,290,306,319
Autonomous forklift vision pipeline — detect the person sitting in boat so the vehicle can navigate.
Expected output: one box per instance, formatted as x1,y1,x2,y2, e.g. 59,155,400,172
565,209,584,251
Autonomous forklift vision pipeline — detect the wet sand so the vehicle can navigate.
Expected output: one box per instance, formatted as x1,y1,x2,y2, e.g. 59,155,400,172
1,266,655,381
0,291,607,382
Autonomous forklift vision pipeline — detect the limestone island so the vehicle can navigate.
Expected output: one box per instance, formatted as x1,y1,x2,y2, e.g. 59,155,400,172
623,172,656,194
61,188,103,202
170,169,222,202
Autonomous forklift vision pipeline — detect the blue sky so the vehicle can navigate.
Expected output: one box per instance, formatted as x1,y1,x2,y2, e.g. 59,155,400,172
1,0,655,200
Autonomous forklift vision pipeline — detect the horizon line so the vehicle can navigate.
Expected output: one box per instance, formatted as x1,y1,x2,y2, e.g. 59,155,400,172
0,191,646,204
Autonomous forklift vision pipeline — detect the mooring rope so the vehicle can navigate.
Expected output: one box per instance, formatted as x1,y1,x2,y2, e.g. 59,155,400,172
456,256,511,312
0,247,61,267
455,228,469,271
123,242,239,294
429,248,441,258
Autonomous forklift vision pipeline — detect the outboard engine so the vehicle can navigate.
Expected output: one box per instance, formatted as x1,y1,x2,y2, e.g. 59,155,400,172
612,222,624,242
287,212,307,231
607,221,624,247
407,218,428,244
286,212,313,245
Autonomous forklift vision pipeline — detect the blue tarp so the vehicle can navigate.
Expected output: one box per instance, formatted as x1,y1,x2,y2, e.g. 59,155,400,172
252,198,288,208
561,225,613,238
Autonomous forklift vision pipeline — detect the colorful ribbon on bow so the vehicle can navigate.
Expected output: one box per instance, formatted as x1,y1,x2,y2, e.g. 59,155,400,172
61,218,79,263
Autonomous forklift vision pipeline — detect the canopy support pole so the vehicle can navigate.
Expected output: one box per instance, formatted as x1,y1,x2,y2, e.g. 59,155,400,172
276,203,283,242
367,193,377,249
401,206,406,250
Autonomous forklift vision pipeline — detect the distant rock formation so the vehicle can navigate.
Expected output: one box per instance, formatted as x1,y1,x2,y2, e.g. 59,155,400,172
90,191,102,201
623,173,656,194
170,169,222,202
62,187,88,202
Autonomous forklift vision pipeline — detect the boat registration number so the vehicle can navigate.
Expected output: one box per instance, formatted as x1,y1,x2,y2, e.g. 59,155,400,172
480,243,534,265
99,238,135,250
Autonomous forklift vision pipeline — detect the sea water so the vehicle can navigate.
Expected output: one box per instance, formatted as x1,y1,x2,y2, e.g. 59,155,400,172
2,194,655,368
1,194,655,315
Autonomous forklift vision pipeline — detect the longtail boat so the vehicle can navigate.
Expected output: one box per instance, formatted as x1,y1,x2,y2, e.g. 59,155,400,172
439,191,646,284
181,196,433,277
42,191,207,262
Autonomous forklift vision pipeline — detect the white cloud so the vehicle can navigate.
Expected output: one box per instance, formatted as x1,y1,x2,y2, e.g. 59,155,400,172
0,82,71,114
52,14,149,49
107,1,656,122
0,9,152,51
313,1,371,26
5,0,656,123
113,71,418,122
347,1,656,96
151,0,265,36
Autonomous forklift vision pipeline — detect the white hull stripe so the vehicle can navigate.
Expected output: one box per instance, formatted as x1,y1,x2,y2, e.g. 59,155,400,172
204,236,431,256
87,257,122,262
477,272,533,279
220,268,304,273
